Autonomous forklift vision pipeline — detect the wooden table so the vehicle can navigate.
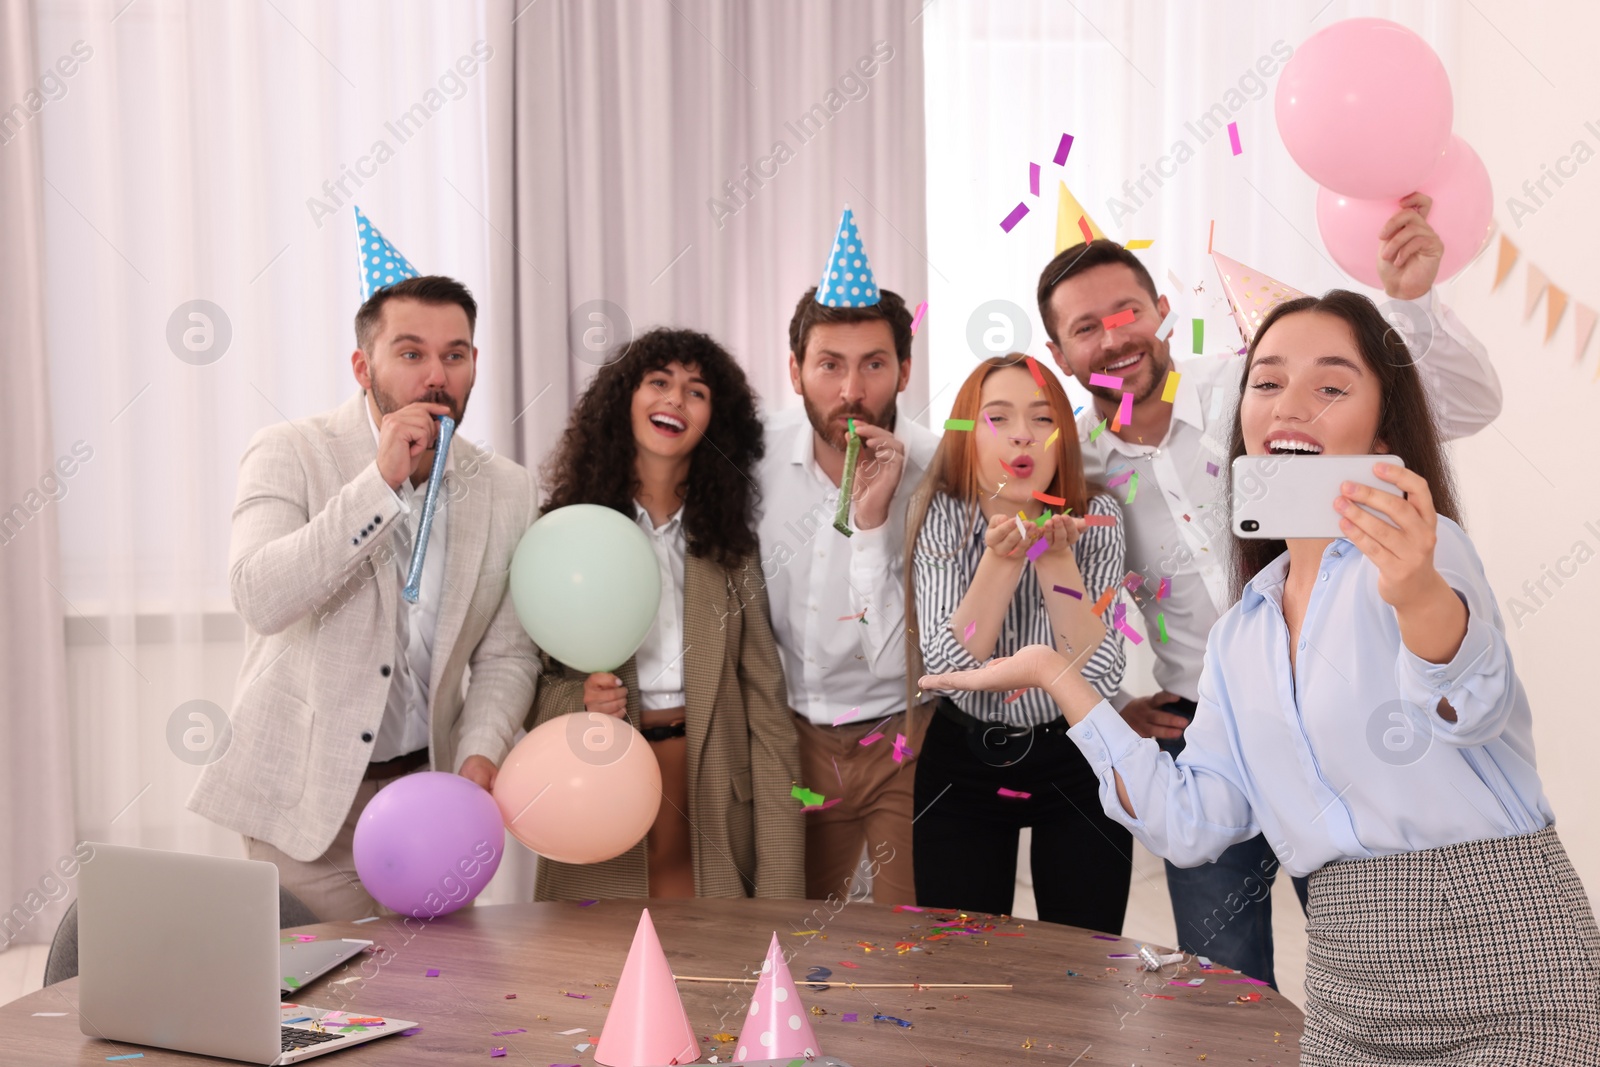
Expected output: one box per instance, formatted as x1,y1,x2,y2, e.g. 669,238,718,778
3,899,1302,1065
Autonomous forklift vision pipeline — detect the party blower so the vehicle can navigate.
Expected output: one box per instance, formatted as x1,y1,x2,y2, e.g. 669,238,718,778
402,413,454,603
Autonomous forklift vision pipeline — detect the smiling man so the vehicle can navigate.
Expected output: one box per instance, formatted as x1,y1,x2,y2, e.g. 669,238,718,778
188,273,540,921
1036,204,1501,988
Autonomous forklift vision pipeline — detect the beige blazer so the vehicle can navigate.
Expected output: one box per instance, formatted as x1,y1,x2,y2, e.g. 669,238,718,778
528,552,806,900
188,392,540,862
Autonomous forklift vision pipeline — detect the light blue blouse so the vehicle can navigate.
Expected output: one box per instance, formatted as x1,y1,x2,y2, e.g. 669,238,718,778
1066,516,1553,878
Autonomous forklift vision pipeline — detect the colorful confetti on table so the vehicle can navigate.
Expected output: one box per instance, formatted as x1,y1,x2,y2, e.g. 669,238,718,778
425,968,440,978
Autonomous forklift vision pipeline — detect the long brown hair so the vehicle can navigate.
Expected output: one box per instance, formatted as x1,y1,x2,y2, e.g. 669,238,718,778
901,355,1101,709
1226,290,1462,600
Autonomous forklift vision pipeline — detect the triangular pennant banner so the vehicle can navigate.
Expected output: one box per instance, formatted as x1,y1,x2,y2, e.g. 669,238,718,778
1210,248,1308,348
1524,264,1549,321
1492,234,1519,291
1055,181,1107,254
1545,284,1569,343
1575,303,1597,364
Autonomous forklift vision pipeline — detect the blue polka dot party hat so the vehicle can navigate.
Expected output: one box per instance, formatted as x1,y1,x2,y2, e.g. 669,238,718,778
354,206,420,301
815,205,880,307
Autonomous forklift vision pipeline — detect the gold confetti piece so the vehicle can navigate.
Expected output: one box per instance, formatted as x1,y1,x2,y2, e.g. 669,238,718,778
810,1005,827,1016
713,1033,736,1043
1021,1037,1035,1050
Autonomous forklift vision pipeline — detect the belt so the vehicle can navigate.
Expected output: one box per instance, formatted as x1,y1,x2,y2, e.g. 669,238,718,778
935,698,1070,738
640,723,687,743
364,747,429,781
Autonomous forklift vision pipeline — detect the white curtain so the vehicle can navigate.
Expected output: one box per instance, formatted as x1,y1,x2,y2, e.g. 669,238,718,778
1,0,76,948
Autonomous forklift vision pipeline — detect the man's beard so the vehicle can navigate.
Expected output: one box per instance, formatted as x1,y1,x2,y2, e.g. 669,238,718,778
803,392,898,452
369,374,467,427
1084,336,1172,407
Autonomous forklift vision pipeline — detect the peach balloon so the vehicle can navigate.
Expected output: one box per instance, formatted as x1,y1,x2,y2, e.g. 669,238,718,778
493,713,662,864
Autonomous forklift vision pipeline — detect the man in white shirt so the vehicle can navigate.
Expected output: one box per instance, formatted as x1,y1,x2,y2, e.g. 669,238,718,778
756,286,939,905
189,276,540,920
1035,196,1501,986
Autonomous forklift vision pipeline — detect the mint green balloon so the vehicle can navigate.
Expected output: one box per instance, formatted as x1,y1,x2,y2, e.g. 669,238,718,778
509,504,662,673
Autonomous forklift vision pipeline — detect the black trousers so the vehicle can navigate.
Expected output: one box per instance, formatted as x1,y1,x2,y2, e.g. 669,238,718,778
913,700,1133,932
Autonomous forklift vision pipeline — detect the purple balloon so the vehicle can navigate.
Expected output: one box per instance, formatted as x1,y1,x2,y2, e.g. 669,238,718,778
352,771,505,918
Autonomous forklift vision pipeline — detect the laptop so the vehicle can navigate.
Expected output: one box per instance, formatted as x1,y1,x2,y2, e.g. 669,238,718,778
78,843,416,1064
280,937,373,999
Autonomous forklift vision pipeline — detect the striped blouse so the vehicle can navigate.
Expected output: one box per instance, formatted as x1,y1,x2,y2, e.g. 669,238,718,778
914,490,1126,726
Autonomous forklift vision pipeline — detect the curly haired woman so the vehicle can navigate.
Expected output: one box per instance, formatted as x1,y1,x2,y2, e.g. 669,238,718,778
526,327,805,902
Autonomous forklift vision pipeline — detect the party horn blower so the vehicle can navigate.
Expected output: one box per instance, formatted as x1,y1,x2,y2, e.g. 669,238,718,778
594,909,699,1067
832,420,861,537
735,932,822,1063
402,414,454,603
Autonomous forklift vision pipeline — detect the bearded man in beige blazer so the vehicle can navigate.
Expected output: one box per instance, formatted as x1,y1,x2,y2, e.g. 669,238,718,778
188,275,539,921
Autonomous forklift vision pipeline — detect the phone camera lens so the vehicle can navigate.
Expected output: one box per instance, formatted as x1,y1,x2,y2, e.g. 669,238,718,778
1241,519,1260,532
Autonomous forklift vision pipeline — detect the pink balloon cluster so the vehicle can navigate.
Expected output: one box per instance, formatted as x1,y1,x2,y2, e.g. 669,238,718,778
1275,18,1492,288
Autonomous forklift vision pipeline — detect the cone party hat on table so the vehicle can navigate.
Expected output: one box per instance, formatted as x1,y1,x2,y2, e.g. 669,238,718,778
1054,180,1108,254
1210,248,1308,348
734,932,821,1063
354,206,421,300
593,909,699,1067
815,205,880,307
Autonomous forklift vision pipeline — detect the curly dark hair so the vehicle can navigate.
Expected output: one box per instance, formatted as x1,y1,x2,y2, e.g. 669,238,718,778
540,327,765,569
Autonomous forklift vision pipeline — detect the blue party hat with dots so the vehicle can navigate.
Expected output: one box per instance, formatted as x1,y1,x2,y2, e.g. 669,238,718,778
354,206,421,301
815,205,880,307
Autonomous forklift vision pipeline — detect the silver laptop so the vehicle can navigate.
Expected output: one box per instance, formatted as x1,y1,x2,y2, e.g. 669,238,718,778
78,843,416,1064
280,937,373,999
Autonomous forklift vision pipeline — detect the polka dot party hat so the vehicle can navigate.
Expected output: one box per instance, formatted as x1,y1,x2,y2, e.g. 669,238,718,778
354,205,420,301
815,204,880,307
735,931,822,1062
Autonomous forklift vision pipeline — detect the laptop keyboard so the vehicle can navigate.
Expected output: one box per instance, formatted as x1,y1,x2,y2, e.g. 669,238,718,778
282,1026,346,1052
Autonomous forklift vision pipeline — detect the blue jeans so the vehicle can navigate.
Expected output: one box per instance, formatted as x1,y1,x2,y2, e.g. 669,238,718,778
1160,699,1309,990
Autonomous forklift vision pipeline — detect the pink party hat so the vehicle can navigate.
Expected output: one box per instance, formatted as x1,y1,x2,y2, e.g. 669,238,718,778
734,933,822,1063
594,909,699,1067
1210,248,1308,348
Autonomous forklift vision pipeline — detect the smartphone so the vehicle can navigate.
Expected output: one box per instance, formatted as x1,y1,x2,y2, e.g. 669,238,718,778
1231,454,1406,539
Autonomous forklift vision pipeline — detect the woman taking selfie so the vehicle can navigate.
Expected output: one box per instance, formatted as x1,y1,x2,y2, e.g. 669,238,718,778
919,293,1598,1065
906,354,1129,930
528,327,804,902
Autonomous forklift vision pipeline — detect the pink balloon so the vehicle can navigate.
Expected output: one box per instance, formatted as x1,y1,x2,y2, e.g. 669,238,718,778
352,771,505,918
493,713,661,865
1316,136,1493,289
1276,18,1453,199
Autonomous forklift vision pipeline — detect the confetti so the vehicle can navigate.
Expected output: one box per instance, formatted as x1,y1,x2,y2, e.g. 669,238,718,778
859,731,884,748
1090,586,1115,617
105,1057,145,1063
791,785,826,807
1044,427,1060,448
1192,318,1204,353
1033,489,1066,507
1101,308,1136,330
983,411,998,435
1126,471,1139,502
1123,571,1144,591
944,418,975,431
1106,470,1132,488
1024,355,1048,389
1077,215,1093,244
1082,514,1116,527
1052,584,1083,599
425,968,441,978
911,300,928,335
1025,537,1048,562
1236,992,1262,1003
832,707,861,725
1088,419,1107,442
491,1029,526,1036
1228,121,1242,156
1002,688,1028,704
1206,461,1220,476
963,620,976,642
1207,218,1215,254
401,1026,424,1036
1142,993,1175,1000
1029,162,1040,196
892,733,912,763
1157,576,1171,599
805,966,833,983
490,1048,507,1058
1156,307,1179,340
841,1012,860,1022
874,1013,914,1028
1161,370,1181,403
836,610,867,622
1053,132,1074,165
1157,613,1168,642
557,1028,587,1036
1088,372,1124,390
997,787,1032,798
1092,934,1121,941
1124,239,1153,250
1033,509,1051,528
563,992,591,999
999,202,1030,233
1116,391,1133,427
31,1012,69,1017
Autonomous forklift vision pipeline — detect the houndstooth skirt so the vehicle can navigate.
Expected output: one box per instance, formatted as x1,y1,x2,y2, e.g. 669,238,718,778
1301,825,1600,1066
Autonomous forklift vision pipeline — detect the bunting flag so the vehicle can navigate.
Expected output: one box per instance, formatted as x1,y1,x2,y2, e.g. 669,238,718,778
1055,181,1107,254
1492,234,1519,291
1524,264,1549,322
1575,303,1597,365
1546,284,1569,343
